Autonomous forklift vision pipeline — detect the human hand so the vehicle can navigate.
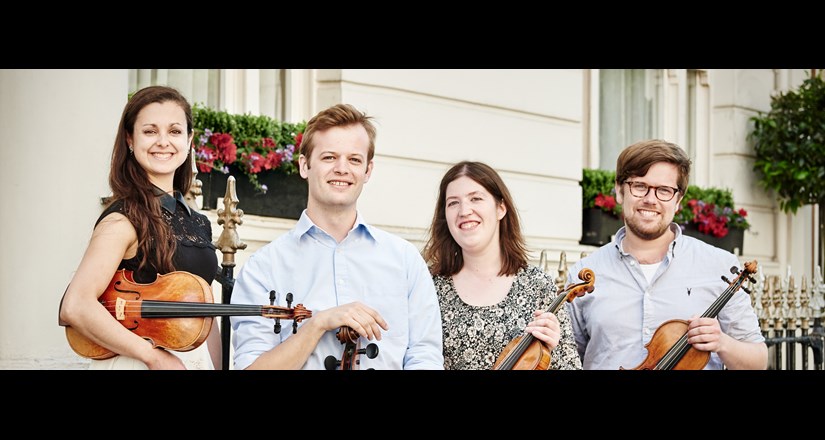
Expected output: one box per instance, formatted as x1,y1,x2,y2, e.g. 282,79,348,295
524,310,561,350
144,346,187,370
686,315,724,353
314,301,389,341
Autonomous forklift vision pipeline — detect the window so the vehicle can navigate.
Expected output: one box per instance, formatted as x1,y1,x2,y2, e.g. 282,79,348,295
598,69,663,170
128,69,286,119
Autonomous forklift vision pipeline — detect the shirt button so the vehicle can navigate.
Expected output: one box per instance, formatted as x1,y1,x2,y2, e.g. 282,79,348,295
644,328,650,335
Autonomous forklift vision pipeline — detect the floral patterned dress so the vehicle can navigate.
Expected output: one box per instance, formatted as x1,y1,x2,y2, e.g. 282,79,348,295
433,265,582,370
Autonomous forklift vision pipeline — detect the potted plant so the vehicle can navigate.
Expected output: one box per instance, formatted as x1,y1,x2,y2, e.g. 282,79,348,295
580,168,624,246
192,104,307,219
750,71,825,268
673,185,750,255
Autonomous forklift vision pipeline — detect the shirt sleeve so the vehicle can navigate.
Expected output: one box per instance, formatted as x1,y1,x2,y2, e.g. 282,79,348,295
230,249,281,370
402,248,445,370
718,255,765,344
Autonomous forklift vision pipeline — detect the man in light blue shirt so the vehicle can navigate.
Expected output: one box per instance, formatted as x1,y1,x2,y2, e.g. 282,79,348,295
230,103,444,370
566,139,767,370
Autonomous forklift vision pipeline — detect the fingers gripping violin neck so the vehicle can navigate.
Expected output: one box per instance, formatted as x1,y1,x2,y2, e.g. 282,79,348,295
622,260,758,370
493,268,595,370
324,326,380,370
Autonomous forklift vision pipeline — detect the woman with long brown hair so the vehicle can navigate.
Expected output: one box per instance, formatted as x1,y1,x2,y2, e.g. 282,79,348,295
59,85,220,369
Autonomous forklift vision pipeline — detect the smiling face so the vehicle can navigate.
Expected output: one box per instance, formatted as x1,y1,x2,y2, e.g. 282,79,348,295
126,101,192,190
616,161,683,241
445,175,506,255
299,124,373,214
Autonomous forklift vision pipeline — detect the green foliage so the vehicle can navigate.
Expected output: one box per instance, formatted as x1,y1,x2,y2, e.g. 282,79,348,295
581,169,616,208
581,168,622,217
750,73,825,214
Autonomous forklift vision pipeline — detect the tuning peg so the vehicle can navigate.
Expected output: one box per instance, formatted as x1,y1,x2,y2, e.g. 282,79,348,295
324,355,340,370
741,286,752,294
292,319,299,334
269,290,277,305
273,320,281,334
730,266,739,274
721,275,732,284
286,292,293,308
359,343,379,359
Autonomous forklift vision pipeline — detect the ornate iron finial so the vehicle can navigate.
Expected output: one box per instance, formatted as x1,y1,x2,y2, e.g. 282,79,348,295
760,275,773,332
787,275,798,330
773,275,787,331
539,249,549,273
811,265,825,320
554,251,568,292
185,146,203,211
800,274,810,330
752,273,764,317
214,176,247,267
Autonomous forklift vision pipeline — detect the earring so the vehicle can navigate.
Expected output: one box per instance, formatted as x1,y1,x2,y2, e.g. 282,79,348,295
128,145,133,154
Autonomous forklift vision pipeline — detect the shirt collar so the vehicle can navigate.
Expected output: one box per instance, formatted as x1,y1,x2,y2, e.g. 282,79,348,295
152,186,191,216
295,210,377,242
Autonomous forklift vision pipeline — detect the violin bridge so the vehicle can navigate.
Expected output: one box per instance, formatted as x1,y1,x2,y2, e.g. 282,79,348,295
114,297,126,321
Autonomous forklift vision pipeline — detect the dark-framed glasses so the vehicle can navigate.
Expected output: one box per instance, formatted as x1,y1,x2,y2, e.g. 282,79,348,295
624,181,679,202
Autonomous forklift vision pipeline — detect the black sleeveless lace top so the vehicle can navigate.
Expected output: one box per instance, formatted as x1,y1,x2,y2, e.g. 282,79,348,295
96,190,218,285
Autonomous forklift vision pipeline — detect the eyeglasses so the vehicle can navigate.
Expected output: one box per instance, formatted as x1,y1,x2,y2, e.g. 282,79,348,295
624,181,680,202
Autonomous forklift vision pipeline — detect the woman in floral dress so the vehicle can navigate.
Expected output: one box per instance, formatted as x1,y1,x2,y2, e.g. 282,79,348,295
423,161,581,370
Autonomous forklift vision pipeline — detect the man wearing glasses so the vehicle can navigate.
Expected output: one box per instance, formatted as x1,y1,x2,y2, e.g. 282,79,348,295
564,139,767,370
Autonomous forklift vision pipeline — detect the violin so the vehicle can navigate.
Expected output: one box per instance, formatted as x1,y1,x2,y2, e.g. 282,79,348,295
324,326,379,370
493,268,595,370
63,269,312,359
622,260,758,370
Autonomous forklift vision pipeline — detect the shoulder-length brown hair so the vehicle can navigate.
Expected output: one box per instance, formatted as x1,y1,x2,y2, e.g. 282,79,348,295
423,161,528,277
108,85,194,275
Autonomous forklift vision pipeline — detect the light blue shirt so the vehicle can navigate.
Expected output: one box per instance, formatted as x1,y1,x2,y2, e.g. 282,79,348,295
230,210,444,370
565,223,764,370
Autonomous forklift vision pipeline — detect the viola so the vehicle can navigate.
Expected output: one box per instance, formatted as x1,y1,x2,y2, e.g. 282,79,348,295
63,269,312,359
324,326,379,370
621,260,758,370
493,268,595,370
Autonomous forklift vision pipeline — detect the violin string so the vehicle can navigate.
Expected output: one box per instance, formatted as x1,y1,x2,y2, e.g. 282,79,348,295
502,334,535,369
98,300,306,318
657,273,747,370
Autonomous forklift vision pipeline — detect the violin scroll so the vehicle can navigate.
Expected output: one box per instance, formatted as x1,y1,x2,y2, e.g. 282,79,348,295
721,261,758,295
562,268,595,302
267,291,312,334
324,325,379,370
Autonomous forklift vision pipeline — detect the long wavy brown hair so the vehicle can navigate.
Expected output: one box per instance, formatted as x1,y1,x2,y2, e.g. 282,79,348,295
423,161,528,277
108,85,194,274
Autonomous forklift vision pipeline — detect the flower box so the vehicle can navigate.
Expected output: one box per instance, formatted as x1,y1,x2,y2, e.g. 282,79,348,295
199,167,307,220
580,208,624,247
682,223,744,256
